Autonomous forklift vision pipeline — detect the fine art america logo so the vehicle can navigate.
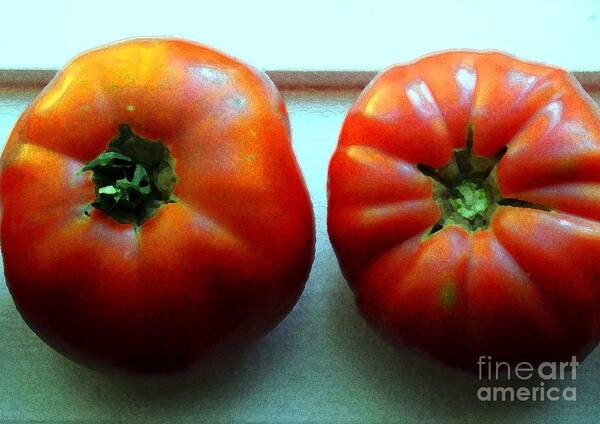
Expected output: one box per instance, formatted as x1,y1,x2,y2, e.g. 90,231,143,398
477,356,578,402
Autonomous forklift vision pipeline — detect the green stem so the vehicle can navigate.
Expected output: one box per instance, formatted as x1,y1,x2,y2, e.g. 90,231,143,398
420,126,549,234
80,124,177,226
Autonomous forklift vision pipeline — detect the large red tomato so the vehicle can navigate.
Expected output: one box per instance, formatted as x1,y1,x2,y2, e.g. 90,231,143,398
0,38,315,372
328,51,600,369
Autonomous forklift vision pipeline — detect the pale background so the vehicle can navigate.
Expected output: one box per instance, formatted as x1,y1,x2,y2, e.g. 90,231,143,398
0,0,599,71
1,0,600,422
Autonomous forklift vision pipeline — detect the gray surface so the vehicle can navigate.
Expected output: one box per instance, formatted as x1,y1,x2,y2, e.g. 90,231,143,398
0,87,598,423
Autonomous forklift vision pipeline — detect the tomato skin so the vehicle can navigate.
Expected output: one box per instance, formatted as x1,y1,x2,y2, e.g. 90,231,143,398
0,38,315,372
328,51,600,369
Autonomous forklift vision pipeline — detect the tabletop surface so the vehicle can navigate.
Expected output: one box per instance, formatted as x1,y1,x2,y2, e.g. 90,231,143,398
0,87,599,424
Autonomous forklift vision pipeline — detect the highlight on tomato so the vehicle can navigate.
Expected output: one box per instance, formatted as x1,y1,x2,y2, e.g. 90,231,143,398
327,51,600,370
0,38,315,372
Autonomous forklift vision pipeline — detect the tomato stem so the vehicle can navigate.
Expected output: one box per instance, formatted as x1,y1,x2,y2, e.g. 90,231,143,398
419,127,548,233
80,124,177,226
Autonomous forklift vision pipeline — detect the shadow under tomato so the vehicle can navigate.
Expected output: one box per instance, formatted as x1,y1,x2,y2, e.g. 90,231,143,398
325,276,563,422
0,292,308,420
56,321,306,412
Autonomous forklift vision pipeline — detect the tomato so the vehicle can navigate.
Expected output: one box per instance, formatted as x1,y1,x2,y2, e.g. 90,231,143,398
0,38,315,372
328,51,600,369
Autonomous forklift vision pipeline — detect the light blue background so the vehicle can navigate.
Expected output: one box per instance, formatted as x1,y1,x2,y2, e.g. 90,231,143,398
1,1,599,71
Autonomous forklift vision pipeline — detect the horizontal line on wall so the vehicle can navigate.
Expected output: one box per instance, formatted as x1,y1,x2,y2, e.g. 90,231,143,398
1,69,600,91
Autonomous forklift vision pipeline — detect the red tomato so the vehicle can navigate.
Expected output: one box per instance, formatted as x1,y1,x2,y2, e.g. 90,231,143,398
328,51,600,369
0,38,315,372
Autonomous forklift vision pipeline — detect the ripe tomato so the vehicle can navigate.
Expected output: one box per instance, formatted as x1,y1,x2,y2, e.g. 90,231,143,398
328,51,600,369
0,38,315,372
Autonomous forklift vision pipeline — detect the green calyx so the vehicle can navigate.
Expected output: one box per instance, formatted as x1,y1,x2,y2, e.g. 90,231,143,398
81,124,177,226
419,127,548,234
